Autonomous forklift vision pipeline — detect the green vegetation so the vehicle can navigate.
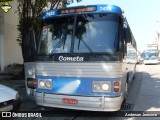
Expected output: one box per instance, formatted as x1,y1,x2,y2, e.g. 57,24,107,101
16,0,82,47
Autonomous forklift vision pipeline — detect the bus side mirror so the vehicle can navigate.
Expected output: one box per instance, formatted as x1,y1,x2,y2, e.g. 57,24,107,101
29,29,37,54
22,29,36,61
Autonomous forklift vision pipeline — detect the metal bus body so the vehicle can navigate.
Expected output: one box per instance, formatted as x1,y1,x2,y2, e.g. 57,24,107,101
143,50,159,65
23,4,137,111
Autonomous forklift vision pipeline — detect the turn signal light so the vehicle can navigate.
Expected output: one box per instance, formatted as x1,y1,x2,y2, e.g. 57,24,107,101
114,81,120,92
27,78,36,89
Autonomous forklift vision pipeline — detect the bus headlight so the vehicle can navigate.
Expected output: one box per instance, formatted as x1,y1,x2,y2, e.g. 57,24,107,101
93,83,101,91
92,81,111,92
39,80,45,88
38,79,52,90
102,83,109,91
45,81,52,89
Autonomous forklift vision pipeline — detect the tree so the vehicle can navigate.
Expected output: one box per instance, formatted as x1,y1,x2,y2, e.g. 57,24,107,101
17,0,44,46
16,0,82,47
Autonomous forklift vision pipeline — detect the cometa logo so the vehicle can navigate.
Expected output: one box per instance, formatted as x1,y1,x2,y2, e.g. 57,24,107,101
58,56,84,62
0,2,12,13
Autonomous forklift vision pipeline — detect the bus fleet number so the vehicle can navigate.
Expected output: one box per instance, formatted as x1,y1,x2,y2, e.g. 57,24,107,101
46,11,55,16
99,6,112,11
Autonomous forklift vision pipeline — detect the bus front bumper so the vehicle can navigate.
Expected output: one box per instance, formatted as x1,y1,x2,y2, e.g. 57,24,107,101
35,92,124,111
144,60,159,64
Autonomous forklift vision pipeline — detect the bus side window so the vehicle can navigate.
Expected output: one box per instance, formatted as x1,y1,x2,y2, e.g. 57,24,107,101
118,21,126,58
123,28,127,57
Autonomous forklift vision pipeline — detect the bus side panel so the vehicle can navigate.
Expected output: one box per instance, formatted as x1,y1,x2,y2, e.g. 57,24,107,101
122,55,136,98
24,62,36,99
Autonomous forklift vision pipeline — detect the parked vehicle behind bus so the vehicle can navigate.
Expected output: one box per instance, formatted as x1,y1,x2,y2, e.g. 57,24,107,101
0,84,21,112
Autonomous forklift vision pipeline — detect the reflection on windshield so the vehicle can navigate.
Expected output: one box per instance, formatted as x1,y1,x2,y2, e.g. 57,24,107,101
37,14,121,55
74,14,120,53
38,17,74,55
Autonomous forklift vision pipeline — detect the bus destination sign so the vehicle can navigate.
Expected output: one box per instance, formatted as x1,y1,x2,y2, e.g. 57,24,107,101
59,6,96,14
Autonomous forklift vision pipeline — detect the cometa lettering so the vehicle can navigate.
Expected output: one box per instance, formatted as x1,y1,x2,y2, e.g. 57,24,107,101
58,56,84,61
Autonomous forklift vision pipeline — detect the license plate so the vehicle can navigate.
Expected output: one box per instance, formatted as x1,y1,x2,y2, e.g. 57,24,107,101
62,98,78,105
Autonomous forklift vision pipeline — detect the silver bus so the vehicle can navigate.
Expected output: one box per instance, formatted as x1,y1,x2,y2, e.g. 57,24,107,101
23,4,137,111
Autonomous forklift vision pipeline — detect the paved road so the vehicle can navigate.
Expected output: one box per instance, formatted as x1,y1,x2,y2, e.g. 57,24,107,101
1,64,160,120
133,65,160,112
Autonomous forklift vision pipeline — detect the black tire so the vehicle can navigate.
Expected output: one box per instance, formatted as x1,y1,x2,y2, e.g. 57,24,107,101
13,99,21,111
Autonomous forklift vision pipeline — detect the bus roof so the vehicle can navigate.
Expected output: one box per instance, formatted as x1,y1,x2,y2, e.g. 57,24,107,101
42,4,122,20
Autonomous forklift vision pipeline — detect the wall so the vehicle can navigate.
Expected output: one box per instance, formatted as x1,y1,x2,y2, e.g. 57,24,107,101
0,1,23,72
0,10,4,71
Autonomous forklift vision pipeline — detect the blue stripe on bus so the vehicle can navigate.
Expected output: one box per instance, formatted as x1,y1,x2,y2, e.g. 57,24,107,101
36,76,121,96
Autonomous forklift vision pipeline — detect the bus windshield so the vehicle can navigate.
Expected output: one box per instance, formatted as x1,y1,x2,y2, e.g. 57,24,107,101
38,13,121,55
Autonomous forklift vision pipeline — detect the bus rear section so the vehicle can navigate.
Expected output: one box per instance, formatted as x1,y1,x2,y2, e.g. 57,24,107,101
23,4,137,111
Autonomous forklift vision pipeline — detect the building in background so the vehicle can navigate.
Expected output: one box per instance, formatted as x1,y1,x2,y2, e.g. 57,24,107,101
146,21,160,51
154,21,160,51
0,1,23,72
0,0,79,72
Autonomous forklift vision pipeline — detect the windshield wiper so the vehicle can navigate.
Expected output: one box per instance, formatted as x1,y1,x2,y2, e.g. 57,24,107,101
49,38,65,57
78,39,98,58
